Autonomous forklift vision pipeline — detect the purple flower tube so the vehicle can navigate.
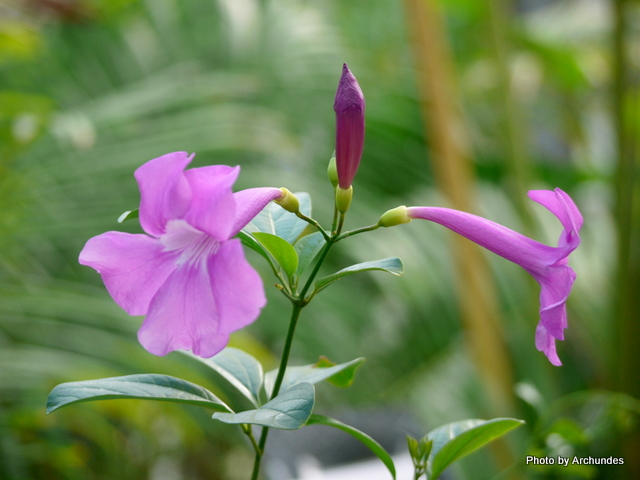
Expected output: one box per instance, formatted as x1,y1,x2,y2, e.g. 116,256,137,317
382,188,582,366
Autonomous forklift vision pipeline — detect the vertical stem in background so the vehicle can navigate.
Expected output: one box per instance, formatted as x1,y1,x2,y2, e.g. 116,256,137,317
402,0,514,414
487,0,533,229
403,0,517,475
613,0,640,477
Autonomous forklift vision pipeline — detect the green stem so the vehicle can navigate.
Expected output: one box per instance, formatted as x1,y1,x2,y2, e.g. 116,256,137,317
410,456,424,480
335,223,380,241
331,202,339,233
251,303,304,480
271,304,304,399
250,445,262,480
299,240,334,299
245,424,262,480
243,425,261,457
296,211,331,241
248,207,382,478
335,212,346,235
250,237,337,479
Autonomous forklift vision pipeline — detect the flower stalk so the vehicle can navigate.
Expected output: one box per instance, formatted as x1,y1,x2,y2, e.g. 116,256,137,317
249,204,390,477
251,302,305,480
249,212,369,477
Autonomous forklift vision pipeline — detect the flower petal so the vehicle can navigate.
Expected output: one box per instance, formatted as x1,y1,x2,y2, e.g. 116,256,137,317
137,262,229,357
208,239,266,332
535,322,562,366
137,239,266,358
184,165,239,240
230,187,284,236
527,188,582,251
529,264,576,340
79,232,177,315
406,206,559,269
134,152,193,237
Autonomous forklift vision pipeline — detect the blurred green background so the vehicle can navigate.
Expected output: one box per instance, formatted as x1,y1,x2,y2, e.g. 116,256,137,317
1,0,639,479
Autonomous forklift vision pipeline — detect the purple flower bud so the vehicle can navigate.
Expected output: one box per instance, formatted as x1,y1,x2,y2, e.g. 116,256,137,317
334,63,365,189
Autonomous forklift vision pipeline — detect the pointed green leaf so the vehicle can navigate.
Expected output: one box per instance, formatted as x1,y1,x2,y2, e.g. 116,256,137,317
264,357,364,397
294,232,326,275
117,209,139,223
312,356,364,387
307,415,396,479
183,347,263,407
252,232,298,278
314,257,403,293
426,418,525,479
47,374,232,414
212,383,314,430
243,192,311,243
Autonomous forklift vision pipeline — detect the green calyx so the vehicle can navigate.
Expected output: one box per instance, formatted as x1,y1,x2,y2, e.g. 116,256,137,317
335,186,353,213
378,206,411,227
275,188,300,213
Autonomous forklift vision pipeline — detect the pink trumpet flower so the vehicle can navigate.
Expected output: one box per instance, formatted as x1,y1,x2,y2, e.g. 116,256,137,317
334,63,365,189
406,188,582,366
79,152,283,357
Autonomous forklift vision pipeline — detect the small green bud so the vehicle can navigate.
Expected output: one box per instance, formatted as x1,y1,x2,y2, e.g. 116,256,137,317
420,438,433,461
327,152,339,187
335,186,353,213
275,187,300,213
407,435,420,460
378,206,411,227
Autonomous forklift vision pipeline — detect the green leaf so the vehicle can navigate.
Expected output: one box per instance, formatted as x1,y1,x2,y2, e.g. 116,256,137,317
294,232,326,275
252,232,298,278
212,383,314,430
184,347,263,407
264,357,364,397
307,415,396,479
117,209,139,223
312,356,364,387
46,374,232,414
426,418,525,479
237,230,271,262
314,257,403,293
243,192,311,243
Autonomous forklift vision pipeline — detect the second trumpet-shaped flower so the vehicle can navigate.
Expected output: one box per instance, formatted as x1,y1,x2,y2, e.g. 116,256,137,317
384,188,582,366
79,152,284,358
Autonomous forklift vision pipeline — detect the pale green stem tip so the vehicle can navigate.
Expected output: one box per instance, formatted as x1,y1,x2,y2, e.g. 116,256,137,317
275,187,300,213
